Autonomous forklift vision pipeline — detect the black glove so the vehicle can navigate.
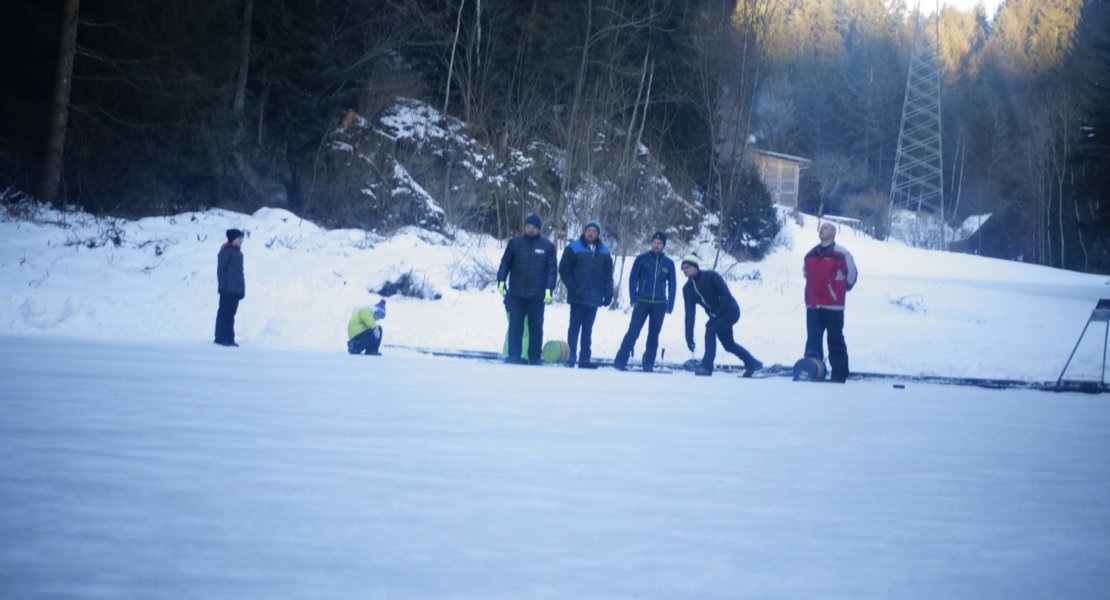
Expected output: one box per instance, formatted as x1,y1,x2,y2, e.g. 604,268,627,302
687,340,695,352
601,295,612,307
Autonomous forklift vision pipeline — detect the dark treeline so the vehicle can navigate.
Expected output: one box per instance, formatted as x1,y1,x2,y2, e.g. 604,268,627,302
1,0,1107,271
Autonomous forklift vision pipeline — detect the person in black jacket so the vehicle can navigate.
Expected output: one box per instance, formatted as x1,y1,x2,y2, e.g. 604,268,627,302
558,219,614,368
214,228,246,347
681,254,762,377
614,231,676,372
497,213,558,365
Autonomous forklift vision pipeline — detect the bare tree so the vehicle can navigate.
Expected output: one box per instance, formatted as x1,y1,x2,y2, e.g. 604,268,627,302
552,0,658,243
689,0,780,268
443,0,466,116
230,0,269,201
39,0,81,206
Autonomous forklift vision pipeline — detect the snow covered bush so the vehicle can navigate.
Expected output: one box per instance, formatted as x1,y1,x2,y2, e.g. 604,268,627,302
375,270,442,300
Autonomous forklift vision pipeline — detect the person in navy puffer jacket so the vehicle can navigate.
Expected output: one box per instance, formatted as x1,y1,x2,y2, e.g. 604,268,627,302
497,213,558,365
558,220,614,368
613,231,677,372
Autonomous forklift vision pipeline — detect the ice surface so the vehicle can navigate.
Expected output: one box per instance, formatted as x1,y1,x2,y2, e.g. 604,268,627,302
2,336,1108,598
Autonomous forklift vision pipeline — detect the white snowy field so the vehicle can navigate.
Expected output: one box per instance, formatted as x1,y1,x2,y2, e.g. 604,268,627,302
2,203,1108,382
1,336,1108,598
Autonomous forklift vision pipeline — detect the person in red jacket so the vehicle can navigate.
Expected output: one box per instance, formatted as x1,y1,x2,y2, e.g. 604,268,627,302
803,222,858,382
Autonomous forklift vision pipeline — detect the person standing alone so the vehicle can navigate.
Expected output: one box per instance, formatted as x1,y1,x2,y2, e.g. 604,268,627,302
558,220,614,368
214,228,245,347
803,222,858,382
613,231,676,372
497,213,558,365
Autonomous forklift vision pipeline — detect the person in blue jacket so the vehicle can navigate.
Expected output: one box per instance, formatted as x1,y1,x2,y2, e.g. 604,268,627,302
558,220,614,368
497,213,558,365
613,231,677,371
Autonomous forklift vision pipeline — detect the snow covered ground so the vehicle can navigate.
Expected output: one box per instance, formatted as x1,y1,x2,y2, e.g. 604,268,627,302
1,203,1107,381
2,203,1109,596
2,336,1109,599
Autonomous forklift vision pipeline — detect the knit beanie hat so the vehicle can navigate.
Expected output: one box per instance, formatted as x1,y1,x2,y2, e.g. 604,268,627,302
584,220,602,235
373,299,387,320
681,253,700,268
226,228,244,242
651,231,667,245
524,213,542,229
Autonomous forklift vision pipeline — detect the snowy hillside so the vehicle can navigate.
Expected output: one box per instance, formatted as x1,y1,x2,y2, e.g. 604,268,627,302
1,202,1107,381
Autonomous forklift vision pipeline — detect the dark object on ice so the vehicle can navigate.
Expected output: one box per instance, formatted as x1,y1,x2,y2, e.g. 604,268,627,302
792,357,828,381
683,358,701,372
893,384,906,389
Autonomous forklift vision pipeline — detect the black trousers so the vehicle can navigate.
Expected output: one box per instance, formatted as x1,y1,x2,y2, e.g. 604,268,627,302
507,296,545,364
702,305,758,372
566,304,599,365
615,302,667,369
348,326,383,355
805,308,848,381
214,293,241,344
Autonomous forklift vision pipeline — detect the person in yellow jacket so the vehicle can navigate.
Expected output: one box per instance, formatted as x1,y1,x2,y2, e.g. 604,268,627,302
348,299,386,355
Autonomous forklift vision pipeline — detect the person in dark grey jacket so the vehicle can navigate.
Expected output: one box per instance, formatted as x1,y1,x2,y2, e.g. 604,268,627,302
681,253,762,377
558,219,614,368
214,228,245,347
497,214,557,365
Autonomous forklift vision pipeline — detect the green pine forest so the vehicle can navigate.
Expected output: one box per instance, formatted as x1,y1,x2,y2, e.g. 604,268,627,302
2,0,1108,272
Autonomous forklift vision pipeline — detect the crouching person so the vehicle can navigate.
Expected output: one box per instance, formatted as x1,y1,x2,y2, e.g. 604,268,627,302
348,299,386,355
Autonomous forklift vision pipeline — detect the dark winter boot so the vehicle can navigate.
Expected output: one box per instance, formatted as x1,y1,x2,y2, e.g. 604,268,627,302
743,359,764,378
578,362,598,369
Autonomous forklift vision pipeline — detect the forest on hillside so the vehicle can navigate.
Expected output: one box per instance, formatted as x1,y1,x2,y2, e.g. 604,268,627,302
2,0,1108,272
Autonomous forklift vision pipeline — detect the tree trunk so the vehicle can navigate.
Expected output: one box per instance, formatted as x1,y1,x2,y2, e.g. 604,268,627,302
230,0,268,199
233,0,253,114
39,0,81,206
552,0,600,243
443,0,466,116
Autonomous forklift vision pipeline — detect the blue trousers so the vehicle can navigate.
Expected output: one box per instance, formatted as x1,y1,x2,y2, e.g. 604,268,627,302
214,293,241,344
615,302,667,370
348,326,383,355
507,296,545,364
567,304,599,365
702,306,758,372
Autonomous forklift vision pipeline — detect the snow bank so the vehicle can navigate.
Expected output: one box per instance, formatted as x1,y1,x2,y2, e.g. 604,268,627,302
1,203,1107,381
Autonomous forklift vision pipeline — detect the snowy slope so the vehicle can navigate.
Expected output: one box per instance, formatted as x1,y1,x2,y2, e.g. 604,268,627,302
1,203,1107,381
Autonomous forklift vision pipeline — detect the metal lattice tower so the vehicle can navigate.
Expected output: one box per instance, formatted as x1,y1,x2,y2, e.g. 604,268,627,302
888,0,945,248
